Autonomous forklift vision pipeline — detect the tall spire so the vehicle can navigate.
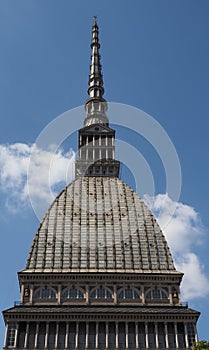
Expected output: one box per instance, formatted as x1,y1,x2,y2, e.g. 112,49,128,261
84,17,109,127
76,17,120,178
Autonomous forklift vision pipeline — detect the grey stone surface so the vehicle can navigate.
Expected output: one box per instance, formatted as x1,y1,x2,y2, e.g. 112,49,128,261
26,177,175,273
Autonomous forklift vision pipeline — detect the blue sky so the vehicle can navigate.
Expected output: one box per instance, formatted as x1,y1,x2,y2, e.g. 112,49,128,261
0,0,209,345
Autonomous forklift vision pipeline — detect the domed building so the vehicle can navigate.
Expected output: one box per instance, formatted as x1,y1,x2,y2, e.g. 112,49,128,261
3,18,199,349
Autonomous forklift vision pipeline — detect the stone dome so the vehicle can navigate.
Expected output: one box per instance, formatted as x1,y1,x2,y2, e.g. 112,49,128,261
25,176,175,273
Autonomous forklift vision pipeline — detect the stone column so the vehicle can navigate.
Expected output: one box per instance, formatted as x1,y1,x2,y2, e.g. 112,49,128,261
194,323,198,343
168,286,172,304
86,285,89,304
75,322,79,349
3,324,8,348
105,135,108,159
112,148,115,159
145,322,149,348
141,285,145,304
24,323,29,348
135,322,139,349
164,322,169,348
65,323,69,349
45,323,49,348
20,284,24,303
34,323,39,348
155,322,159,348
55,323,59,348
85,322,89,349
125,322,129,348
86,136,89,160
174,322,179,349
177,286,182,305
58,285,61,304
14,323,19,348
184,323,189,348
113,285,117,304
95,322,99,349
29,284,34,304
115,322,119,349
105,322,109,349
79,135,82,158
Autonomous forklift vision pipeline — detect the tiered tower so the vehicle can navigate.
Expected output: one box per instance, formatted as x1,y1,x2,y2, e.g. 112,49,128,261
3,18,200,350
75,17,120,178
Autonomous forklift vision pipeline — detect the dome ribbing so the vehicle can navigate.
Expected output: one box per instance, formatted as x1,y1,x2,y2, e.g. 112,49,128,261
26,177,175,273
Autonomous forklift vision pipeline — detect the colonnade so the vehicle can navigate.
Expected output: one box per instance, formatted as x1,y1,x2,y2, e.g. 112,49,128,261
5,320,198,349
79,134,114,162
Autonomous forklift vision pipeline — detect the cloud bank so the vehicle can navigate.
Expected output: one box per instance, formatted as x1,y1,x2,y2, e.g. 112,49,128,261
0,143,208,300
144,194,209,300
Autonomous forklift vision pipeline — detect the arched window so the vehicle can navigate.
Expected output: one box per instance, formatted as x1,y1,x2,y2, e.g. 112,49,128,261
62,288,84,299
118,288,140,300
34,288,56,300
91,287,112,299
146,288,168,300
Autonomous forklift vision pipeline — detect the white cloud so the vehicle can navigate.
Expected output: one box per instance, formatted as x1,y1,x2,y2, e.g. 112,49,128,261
144,193,209,300
175,253,209,299
0,143,75,214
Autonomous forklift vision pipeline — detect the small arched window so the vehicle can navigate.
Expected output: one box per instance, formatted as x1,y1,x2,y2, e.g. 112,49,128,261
34,288,56,300
91,287,112,299
62,288,84,299
146,289,168,300
118,288,140,300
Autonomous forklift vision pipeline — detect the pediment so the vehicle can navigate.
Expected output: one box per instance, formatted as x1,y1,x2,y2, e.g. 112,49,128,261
79,123,115,134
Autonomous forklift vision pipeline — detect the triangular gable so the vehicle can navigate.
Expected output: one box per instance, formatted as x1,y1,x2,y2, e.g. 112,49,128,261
79,123,115,133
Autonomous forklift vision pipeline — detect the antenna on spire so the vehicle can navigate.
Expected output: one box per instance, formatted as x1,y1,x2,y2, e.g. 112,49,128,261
93,15,97,24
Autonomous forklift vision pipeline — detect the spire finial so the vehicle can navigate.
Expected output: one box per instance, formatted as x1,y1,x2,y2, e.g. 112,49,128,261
84,18,109,127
